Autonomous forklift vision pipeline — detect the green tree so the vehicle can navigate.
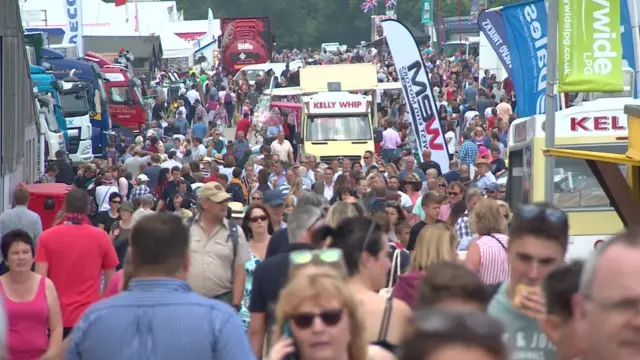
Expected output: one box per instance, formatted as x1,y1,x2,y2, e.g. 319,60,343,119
104,0,525,49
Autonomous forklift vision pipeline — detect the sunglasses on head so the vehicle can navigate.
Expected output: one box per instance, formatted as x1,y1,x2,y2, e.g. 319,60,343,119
290,249,343,266
250,215,268,223
518,204,567,226
413,309,504,337
289,309,343,329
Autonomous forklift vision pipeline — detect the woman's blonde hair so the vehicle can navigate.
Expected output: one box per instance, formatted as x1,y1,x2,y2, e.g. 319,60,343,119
496,200,513,222
284,195,296,209
274,266,367,360
289,176,303,197
385,163,399,176
469,198,508,235
325,202,360,228
410,223,458,272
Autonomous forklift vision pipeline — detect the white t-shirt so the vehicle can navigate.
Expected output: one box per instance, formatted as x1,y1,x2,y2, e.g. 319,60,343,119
397,191,413,209
186,89,200,105
464,110,479,124
445,130,457,154
193,144,208,161
95,184,119,212
484,107,494,119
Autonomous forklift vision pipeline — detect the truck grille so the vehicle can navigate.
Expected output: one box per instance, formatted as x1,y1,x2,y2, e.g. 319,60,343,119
319,155,362,165
68,137,80,155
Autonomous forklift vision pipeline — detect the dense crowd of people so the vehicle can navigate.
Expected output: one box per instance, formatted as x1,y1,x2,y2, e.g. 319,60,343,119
0,43,628,360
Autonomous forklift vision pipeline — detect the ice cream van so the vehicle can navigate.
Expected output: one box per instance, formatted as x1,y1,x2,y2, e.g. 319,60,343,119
507,97,640,260
300,91,375,165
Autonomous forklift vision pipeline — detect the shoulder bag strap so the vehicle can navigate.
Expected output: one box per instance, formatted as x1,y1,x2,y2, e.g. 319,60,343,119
98,185,114,210
228,222,239,279
487,234,507,252
386,249,401,290
377,295,394,341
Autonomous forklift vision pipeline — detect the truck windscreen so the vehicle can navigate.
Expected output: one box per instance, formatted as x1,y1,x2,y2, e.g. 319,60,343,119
442,43,468,58
306,115,372,141
36,93,61,132
60,92,90,117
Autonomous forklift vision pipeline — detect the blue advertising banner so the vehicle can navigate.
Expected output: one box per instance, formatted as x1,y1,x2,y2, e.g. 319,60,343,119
621,0,638,98
477,10,513,80
502,0,549,117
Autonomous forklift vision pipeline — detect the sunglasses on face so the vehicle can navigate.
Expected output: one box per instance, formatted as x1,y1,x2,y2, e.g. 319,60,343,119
252,196,262,201
363,156,371,159
111,200,121,204
290,249,343,266
289,308,343,329
250,215,268,223
448,191,460,196
438,183,447,188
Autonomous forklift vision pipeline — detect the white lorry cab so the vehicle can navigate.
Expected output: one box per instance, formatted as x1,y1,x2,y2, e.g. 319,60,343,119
33,90,66,174
60,81,93,164
479,33,508,81
234,60,305,85
442,37,479,60
507,97,640,260
320,42,347,53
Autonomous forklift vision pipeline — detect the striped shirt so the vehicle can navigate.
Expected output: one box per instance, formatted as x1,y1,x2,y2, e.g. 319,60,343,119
455,212,473,251
66,278,254,360
476,233,510,284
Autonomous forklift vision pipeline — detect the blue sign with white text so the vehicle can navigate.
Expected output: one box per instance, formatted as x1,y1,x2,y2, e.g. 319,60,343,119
501,0,549,117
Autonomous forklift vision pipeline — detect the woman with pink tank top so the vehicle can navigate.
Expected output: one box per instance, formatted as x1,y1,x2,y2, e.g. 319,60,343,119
0,230,63,359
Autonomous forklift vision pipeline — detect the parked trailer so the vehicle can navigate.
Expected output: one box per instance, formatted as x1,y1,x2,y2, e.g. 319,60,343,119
0,0,40,211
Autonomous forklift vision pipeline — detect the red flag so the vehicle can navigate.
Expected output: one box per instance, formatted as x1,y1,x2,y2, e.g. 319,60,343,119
115,0,127,7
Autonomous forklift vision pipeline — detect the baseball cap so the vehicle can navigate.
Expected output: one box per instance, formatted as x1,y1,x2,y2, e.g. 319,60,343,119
137,174,150,182
484,182,500,193
263,189,285,206
228,202,245,219
177,110,184,115
198,181,231,203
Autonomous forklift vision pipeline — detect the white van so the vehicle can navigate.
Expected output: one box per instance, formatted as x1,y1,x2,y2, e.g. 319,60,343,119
233,61,304,85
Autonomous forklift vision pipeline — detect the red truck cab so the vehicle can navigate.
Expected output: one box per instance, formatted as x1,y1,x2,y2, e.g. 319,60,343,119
83,51,147,131
219,17,274,74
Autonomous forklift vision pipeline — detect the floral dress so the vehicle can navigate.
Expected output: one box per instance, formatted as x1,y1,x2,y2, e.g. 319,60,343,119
239,250,261,330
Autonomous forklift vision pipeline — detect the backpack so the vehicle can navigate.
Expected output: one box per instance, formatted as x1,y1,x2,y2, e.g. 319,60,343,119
223,92,232,104
188,217,239,277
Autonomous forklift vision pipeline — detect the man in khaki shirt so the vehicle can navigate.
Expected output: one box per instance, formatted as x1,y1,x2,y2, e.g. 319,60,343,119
270,131,294,164
187,181,250,309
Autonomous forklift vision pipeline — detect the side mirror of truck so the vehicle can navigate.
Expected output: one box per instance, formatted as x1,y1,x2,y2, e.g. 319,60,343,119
50,80,62,91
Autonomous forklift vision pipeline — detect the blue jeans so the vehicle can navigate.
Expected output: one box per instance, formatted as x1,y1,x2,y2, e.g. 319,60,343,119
382,148,397,163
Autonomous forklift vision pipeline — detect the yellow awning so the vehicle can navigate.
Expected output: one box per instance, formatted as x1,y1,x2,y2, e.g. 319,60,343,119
542,148,640,166
268,87,305,96
375,82,402,90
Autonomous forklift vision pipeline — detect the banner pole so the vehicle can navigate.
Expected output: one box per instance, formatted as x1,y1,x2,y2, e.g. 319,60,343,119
630,0,640,97
544,0,558,203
